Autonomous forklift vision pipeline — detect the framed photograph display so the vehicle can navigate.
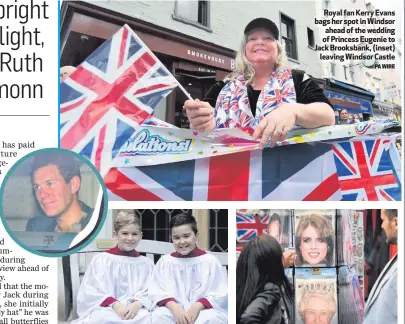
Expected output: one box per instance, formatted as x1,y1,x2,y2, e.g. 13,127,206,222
296,268,338,324
267,209,293,249
295,210,336,267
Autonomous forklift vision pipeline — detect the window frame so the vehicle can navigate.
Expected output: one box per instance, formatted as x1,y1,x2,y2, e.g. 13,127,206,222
280,12,298,61
208,209,228,252
173,0,212,32
307,27,315,49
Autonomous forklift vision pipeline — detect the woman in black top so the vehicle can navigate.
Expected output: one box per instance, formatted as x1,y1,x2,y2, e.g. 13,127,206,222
236,235,294,324
183,18,335,149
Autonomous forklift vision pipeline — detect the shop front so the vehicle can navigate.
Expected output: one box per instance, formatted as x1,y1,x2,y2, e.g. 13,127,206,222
60,1,235,128
372,99,395,120
323,79,375,124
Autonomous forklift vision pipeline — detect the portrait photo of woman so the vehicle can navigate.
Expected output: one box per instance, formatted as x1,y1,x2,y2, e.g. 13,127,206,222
296,281,337,324
267,209,292,249
295,212,335,267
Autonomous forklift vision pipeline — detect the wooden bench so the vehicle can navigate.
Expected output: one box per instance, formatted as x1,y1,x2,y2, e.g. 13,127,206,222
58,239,228,323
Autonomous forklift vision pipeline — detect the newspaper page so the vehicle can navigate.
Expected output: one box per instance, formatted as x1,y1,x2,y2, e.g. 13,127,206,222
0,1,403,324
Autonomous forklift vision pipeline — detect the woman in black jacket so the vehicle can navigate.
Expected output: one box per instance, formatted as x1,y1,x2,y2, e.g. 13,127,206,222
183,17,335,149
236,235,294,324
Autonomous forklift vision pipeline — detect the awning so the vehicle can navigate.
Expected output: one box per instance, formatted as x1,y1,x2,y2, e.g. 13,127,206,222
324,90,373,114
372,100,394,119
329,79,375,98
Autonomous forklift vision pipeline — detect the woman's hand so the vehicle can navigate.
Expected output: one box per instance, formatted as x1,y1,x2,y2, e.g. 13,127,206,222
252,104,298,149
167,301,192,324
282,250,297,268
123,301,143,320
111,301,128,319
183,99,215,132
186,302,205,323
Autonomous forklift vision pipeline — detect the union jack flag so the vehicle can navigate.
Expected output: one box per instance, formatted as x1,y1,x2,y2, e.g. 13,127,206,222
60,25,178,175
333,139,402,201
105,142,342,201
236,211,270,241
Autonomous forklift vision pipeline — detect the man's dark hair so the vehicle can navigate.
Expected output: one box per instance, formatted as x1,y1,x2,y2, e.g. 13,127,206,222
384,209,397,220
169,213,198,234
31,152,81,183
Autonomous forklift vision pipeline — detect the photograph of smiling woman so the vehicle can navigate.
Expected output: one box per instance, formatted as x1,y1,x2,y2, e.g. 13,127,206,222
295,213,335,267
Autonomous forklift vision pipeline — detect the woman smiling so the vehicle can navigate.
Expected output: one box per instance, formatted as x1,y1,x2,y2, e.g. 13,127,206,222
295,214,335,267
183,18,335,149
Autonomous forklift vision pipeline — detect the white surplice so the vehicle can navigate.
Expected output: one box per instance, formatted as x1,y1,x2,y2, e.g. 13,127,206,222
149,250,228,324
71,248,154,324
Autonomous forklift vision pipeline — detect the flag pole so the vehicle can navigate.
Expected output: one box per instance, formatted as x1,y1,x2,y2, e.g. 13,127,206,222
176,81,193,101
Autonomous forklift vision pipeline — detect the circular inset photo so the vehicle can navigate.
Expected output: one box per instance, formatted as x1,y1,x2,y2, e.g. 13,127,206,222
0,148,108,257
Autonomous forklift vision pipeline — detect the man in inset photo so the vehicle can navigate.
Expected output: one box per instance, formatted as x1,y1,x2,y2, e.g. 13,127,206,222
27,152,93,233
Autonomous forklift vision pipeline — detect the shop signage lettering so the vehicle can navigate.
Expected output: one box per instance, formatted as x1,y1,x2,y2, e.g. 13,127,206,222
324,90,372,114
121,130,194,155
187,49,225,64
198,68,215,73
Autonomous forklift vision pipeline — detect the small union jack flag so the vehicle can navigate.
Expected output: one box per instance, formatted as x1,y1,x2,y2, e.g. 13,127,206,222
60,25,178,175
236,211,270,241
333,139,401,201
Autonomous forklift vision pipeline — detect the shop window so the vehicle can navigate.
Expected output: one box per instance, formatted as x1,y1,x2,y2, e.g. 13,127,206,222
281,14,298,60
174,0,210,29
307,28,315,48
174,72,216,128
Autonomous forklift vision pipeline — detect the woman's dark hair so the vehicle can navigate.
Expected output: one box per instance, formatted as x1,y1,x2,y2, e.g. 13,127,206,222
339,109,348,116
269,212,281,225
169,213,198,234
236,235,293,323
268,212,281,234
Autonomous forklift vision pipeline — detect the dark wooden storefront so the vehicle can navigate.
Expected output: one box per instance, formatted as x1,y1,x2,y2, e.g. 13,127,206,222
60,1,235,127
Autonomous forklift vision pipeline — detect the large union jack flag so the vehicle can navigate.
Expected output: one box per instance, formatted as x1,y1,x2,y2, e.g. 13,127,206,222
236,211,270,241
60,25,178,175
333,139,401,201
105,142,342,201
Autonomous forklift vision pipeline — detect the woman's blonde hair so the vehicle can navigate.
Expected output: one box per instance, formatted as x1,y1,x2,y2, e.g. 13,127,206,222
225,34,288,85
114,210,141,233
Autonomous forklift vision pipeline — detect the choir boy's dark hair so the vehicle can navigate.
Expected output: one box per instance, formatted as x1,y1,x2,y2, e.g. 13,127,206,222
169,213,198,234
